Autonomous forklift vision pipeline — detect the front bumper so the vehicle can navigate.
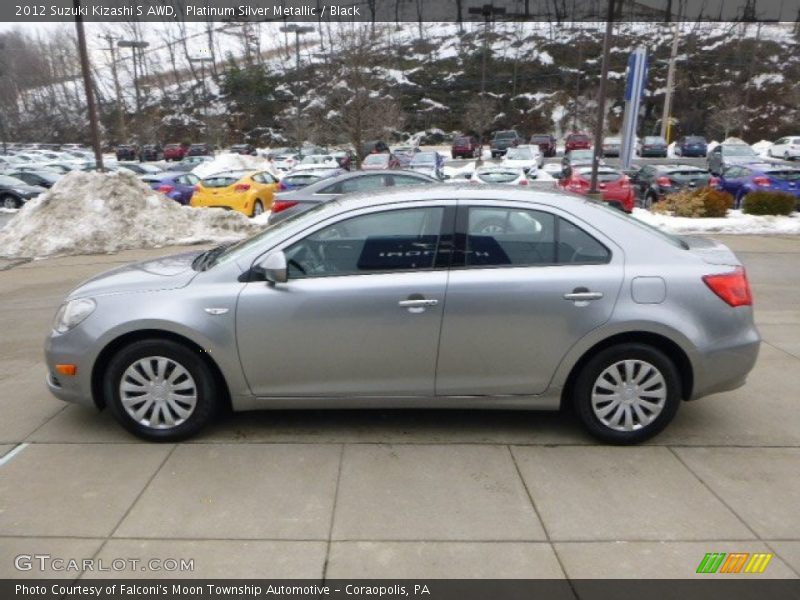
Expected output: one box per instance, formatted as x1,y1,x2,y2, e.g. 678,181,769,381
44,328,97,408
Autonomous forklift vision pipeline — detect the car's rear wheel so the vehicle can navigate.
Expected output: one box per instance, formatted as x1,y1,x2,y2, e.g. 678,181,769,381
252,200,264,217
573,343,681,444
104,339,218,441
645,190,658,209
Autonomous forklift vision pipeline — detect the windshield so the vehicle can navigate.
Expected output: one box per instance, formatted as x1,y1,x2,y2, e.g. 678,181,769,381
477,170,520,183
495,131,516,140
576,169,621,182
685,136,706,143
643,137,665,144
530,135,550,143
667,170,709,183
724,145,756,156
592,201,689,250
506,148,533,159
300,155,332,164
201,174,242,188
363,154,388,165
766,170,800,181
411,153,437,165
570,150,593,160
0,175,27,186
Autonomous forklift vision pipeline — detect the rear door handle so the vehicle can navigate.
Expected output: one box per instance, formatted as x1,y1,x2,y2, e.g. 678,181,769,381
563,291,604,301
398,299,439,307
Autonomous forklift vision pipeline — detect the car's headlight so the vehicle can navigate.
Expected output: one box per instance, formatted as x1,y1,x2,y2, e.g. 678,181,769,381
53,298,96,333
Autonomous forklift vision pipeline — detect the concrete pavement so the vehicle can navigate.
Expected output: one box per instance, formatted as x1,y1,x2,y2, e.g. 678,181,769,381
0,236,799,580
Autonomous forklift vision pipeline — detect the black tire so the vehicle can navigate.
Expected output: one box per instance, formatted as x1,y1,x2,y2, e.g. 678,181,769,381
252,200,264,217
645,191,658,209
103,338,218,442
2,194,20,209
573,343,681,444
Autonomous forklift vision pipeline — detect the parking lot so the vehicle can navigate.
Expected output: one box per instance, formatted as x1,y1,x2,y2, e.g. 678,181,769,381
0,233,799,580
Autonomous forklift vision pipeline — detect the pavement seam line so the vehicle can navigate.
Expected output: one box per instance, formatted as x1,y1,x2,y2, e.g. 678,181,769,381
761,339,800,362
322,443,346,581
763,540,800,578
508,445,578,596
81,442,179,578
21,404,69,443
667,446,762,541
0,442,29,467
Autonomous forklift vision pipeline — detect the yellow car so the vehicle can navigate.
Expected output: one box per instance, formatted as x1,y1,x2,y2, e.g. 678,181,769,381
191,170,279,217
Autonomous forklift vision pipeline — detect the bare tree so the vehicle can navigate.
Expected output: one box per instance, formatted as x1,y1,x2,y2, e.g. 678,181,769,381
464,95,497,150
313,25,405,166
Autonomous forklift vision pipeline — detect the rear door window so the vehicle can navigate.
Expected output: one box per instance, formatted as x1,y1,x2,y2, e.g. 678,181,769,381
456,207,610,268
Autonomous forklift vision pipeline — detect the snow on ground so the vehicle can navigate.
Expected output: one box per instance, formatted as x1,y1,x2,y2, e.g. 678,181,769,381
192,153,277,179
0,171,261,259
632,208,800,235
0,208,19,214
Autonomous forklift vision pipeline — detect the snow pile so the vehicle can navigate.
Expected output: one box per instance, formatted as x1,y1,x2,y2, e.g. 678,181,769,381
633,208,800,235
751,140,773,157
0,170,261,259
192,153,277,179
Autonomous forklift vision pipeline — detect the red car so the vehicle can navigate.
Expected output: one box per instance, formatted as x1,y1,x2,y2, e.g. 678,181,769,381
557,166,635,213
451,135,481,159
565,132,592,152
164,143,188,161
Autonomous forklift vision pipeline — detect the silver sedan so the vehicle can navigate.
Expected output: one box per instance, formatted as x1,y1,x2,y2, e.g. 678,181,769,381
44,187,760,444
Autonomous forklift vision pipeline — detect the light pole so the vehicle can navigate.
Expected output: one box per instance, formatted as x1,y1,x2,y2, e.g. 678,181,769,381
189,57,214,145
73,0,103,170
280,24,314,149
589,0,616,196
468,4,506,95
118,39,149,113
660,22,680,142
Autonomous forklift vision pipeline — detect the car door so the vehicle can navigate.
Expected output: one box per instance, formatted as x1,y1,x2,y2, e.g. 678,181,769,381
435,202,623,396
236,203,454,397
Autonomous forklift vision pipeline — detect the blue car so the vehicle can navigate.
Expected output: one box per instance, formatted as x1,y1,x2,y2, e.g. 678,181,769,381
674,135,708,158
141,171,200,205
716,162,800,208
277,168,343,192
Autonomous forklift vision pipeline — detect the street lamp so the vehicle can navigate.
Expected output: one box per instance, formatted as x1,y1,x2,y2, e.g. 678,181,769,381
189,57,215,145
467,4,505,95
280,25,314,148
118,39,149,113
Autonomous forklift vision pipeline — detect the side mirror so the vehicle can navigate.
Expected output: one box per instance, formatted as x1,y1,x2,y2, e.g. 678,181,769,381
258,251,288,284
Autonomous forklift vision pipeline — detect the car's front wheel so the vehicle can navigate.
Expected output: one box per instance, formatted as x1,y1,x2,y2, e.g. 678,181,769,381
1,194,20,209
104,339,218,441
573,343,681,444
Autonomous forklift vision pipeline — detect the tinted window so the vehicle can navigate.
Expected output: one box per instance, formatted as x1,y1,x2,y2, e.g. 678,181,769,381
338,175,387,194
461,208,610,267
285,207,444,278
201,175,239,188
389,174,432,187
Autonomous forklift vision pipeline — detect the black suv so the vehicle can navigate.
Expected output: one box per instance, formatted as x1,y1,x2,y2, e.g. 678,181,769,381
230,144,256,156
138,144,163,162
187,143,213,157
490,130,521,158
115,144,137,161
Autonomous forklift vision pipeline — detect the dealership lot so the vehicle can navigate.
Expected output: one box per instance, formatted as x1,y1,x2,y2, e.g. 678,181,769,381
1,235,799,580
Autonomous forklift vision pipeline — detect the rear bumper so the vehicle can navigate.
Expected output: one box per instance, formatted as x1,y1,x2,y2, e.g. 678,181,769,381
690,328,761,400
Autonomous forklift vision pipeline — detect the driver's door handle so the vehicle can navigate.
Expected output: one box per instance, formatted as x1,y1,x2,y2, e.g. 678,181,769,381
398,299,439,307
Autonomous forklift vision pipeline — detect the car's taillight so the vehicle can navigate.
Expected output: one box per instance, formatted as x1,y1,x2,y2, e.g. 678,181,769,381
702,267,752,307
709,176,720,187
271,200,299,213
752,176,770,187
234,183,251,192
518,178,528,185
656,176,672,186
157,184,174,193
